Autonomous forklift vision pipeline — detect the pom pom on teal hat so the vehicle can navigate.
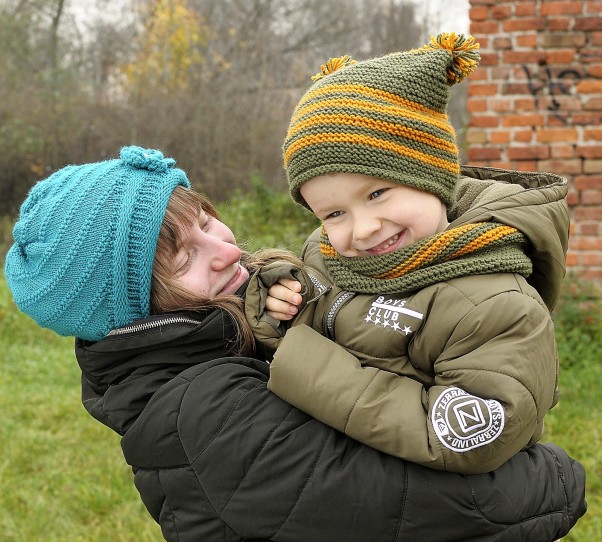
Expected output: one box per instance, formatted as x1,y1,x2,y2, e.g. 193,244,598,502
4,146,190,341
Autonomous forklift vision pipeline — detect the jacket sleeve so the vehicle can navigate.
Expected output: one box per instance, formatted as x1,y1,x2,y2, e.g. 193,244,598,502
268,285,558,474
178,357,585,542
244,260,332,353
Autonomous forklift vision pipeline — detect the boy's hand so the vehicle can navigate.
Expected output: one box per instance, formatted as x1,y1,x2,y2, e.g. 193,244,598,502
265,278,302,321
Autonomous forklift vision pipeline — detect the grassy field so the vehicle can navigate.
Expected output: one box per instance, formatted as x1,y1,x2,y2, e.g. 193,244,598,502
0,188,600,540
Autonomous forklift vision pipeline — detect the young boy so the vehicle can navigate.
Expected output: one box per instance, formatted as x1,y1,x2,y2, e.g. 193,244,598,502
245,33,570,474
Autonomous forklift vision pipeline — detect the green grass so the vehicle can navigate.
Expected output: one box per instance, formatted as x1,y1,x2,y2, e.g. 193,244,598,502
0,188,599,540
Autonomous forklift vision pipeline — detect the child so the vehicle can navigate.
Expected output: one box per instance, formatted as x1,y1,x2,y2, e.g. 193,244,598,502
244,33,570,474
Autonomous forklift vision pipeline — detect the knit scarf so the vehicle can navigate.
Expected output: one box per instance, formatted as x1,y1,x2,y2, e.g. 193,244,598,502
320,222,533,295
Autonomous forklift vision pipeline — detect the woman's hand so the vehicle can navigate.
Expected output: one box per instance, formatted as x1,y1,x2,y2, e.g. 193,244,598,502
265,279,303,321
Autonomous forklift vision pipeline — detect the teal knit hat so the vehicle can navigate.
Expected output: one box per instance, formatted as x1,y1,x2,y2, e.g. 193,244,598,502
4,146,190,341
283,32,480,209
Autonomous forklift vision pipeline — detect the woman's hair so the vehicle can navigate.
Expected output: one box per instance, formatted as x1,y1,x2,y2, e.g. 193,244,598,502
151,186,301,355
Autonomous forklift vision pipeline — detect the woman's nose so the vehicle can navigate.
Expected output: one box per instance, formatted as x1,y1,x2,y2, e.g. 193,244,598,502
210,237,242,270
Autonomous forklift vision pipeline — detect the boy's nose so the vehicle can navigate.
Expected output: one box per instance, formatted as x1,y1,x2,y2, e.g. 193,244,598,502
353,216,380,242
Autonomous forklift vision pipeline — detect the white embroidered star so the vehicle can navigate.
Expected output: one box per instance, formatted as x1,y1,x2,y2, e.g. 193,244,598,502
365,314,373,323
402,325,412,335
382,320,390,328
392,322,401,332
374,318,381,325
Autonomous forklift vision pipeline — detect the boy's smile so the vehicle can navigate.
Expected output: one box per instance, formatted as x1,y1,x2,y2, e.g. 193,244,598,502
300,173,449,257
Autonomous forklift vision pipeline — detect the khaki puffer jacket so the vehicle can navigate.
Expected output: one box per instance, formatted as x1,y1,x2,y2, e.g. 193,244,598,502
245,166,569,474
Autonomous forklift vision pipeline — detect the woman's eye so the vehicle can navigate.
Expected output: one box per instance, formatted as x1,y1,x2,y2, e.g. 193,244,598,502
199,214,213,231
369,188,389,200
175,251,194,277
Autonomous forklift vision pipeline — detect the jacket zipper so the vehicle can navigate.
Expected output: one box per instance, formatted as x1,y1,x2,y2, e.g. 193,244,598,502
107,315,202,336
326,291,353,340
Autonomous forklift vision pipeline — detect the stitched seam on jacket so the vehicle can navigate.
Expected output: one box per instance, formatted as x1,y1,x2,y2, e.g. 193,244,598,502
393,464,409,542
464,448,569,525
220,398,294,518
157,468,182,540
343,371,380,433
271,426,332,539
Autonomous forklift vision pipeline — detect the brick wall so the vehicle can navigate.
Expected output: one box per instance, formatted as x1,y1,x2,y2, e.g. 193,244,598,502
466,0,602,282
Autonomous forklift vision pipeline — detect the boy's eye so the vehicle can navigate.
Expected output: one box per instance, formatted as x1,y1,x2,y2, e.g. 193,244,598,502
325,210,343,220
369,188,389,200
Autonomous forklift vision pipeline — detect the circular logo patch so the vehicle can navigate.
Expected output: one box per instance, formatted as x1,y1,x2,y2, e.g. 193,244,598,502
431,387,505,452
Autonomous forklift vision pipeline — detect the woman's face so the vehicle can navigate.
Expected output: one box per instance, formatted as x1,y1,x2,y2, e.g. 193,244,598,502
172,209,249,298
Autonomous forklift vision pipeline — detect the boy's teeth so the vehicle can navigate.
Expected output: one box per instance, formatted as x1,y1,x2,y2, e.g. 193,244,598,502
375,233,399,250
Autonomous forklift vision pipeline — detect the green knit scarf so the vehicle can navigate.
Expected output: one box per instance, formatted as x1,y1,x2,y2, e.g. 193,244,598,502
320,222,533,294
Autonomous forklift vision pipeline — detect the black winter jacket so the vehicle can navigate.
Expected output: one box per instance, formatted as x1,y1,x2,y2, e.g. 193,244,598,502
75,306,586,542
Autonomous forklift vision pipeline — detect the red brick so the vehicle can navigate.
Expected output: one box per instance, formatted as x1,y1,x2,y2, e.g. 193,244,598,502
502,113,545,127
538,159,583,174
513,129,534,142
479,52,500,67
592,32,602,46
588,64,602,78
489,98,513,111
541,2,586,16
584,129,602,141
472,21,501,35
566,252,579,267
466,128,489,144
516,35,538,48
574,16,602,32
541,32,587,48
503,18,547,32
470,5,490,20
576,145,602,158
470,115,500,128
567,190,580,206
536,128,580,143
469,83,499,96
507,146,551,160
467,98,488,112
577,80,602,94
515,3,537,16
510,160,538,171
493,37,513,49
580,252,602,266
492,5,512,18
546,50,578,63
584,159,602,173
574,175,602,189
574,222,601,235
551,144,577,158
584,96,602,110
580,49,602,63
490,130,511,143
573,112,602,124
503,51,547,64
588,2,602,13
581,190,602,205
575,206,602,220
514,98,536,111
548,18,571,31
468,147,502,161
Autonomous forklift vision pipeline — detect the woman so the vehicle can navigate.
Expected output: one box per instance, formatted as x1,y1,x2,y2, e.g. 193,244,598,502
5,146,586,541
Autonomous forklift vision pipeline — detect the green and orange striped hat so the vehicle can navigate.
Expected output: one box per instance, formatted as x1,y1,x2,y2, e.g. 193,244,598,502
283,32,480,210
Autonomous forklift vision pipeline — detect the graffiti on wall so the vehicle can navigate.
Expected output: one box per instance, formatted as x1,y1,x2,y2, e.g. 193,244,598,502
522,63,582,123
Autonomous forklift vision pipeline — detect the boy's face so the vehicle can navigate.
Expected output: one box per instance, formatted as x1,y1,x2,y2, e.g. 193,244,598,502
172,210,249,298
300,173,449,257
